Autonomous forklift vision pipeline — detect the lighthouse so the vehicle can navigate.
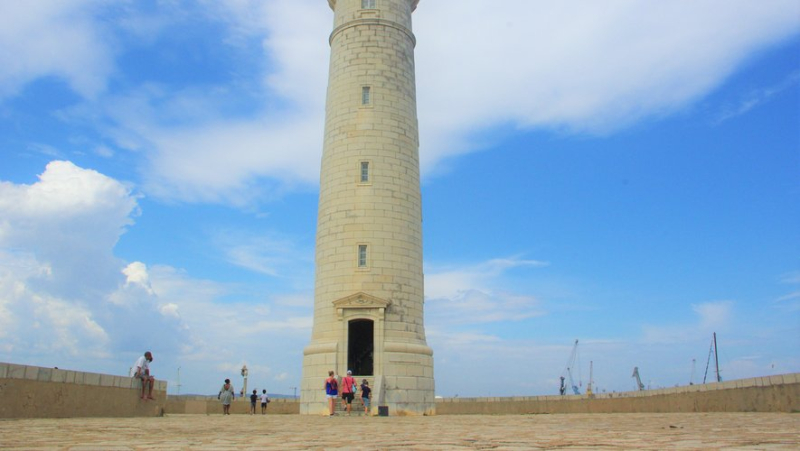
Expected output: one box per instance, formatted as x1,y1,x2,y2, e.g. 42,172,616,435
300,0,434,415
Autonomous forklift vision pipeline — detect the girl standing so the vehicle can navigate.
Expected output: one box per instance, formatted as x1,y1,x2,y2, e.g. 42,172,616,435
360,379,372,415
218,378,235,415
324,371,338,416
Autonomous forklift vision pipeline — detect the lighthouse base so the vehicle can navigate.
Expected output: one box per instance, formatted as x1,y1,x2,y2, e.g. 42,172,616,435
300,342,435,416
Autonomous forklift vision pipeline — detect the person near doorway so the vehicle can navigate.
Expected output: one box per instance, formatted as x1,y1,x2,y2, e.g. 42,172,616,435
325,370,339,416
341,370,357,416
360,379,371,414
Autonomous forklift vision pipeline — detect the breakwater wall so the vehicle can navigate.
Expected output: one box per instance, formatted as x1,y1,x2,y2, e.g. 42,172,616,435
437,373,800,414
165,373,799,415
166,396,300,415
0,362,167,418
4,363,795,417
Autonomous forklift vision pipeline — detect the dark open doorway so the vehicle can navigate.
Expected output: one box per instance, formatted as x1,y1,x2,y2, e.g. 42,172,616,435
348,319,374,376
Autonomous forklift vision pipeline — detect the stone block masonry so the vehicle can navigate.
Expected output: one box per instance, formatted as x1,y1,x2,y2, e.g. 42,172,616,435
164,373,799,415
4,363,794,418
301,0,434,416
0,362,167,418
166,396,300,415
435,373,800,414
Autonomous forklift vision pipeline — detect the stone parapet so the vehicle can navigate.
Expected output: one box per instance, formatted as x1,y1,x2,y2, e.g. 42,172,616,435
166,396,300,415
0,362,167,418
166,374,798,415
435,373,800,414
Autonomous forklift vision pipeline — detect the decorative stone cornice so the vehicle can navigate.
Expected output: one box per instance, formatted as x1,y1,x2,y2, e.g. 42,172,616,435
328,0,419,12
329,18,416,47
333,292,391,319
332,292,391,310
384,341,433,356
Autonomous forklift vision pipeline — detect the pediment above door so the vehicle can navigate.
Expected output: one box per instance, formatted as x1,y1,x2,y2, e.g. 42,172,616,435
332,292,391,318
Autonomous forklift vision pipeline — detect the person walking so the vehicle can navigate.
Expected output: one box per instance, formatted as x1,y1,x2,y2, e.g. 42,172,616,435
324,370,338,416
341,370,357,416
260,389,270,414
249,389,258,414
360,379,372,415
218,379,235,415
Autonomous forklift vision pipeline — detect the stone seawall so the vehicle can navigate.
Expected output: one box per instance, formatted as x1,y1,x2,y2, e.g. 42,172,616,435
0,362,167,418
5,365,795,417
437,373,800,415
165,373,799,415
166,396,300,415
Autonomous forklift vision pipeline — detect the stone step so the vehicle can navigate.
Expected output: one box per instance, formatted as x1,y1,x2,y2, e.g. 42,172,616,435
333,376,374,416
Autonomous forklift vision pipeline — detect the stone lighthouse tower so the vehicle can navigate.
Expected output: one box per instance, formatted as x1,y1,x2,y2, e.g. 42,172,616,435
300,0,434,415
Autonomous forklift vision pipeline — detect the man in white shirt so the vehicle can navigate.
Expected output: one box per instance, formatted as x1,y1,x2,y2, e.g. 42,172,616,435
260,389,270,414
132,351,155,400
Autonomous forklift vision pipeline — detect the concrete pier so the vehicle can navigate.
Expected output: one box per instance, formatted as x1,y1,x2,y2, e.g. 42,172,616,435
1,413,798,449
0,362,167,419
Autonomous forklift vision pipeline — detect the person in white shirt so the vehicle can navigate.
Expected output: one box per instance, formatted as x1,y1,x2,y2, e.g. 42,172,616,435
260,389,270,414
132,351,155,400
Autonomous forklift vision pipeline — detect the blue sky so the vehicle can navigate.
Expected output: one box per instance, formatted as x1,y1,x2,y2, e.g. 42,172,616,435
0,0,798,397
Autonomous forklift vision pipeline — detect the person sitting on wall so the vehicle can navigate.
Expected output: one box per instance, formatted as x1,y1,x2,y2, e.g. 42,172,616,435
132,351,155,400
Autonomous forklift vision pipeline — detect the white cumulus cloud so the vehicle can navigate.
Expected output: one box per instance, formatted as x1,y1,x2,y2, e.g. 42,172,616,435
122,261,154,294
0,0,113,100
0,161,188,364
642,300,734,345
425,257,548,325
6,1,796,206
415,0,800,170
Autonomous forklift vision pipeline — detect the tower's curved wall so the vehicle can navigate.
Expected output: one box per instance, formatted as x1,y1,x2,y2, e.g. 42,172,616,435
301,0,434,415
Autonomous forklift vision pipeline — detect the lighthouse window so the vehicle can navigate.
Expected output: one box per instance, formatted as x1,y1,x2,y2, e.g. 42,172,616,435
360,161,370,183
362,0,376,9
358,245,368,268
361,86,371,105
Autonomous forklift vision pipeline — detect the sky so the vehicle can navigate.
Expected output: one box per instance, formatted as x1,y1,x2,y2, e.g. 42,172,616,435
0,0,798,398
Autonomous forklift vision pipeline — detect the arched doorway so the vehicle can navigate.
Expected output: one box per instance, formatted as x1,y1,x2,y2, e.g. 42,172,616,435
348,319,374,375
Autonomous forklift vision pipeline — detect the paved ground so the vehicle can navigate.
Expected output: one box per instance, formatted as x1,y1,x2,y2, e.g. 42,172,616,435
0,413,798,450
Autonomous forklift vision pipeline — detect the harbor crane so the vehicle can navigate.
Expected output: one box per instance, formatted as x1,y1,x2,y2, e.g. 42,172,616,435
703,332,722,383
560,339,582,395
632,366,645,391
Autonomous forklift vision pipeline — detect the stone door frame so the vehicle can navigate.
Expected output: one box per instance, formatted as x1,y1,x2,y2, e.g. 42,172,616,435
332,292,390,377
